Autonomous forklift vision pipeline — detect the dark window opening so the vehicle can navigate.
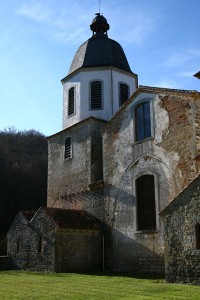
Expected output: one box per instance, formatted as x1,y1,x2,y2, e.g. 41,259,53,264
120,83,129,107
136,175,156,231
68,87,75,116
195,223,200,249
135,102,151,142
17,238,20,253
38,236,42,253
91,81,102,109
65,137,71,159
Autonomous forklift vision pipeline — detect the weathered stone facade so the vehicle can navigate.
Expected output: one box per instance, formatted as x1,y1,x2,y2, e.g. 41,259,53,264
47,117,106,206
7,14,200,282
99,86,200,273
161,175,200,285
45,85,200,275
7,208,102,272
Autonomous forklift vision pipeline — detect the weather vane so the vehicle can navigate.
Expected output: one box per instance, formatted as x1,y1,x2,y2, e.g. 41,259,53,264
99,1,101,14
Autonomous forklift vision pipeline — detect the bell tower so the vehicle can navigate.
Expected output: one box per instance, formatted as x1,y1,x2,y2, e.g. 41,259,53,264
61,14,138,129
47,14,138,205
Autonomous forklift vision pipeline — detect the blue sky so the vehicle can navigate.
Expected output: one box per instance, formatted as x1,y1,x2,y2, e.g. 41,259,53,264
1,0,200,136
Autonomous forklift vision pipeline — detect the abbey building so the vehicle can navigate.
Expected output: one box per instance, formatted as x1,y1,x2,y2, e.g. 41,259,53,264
7,14,200,284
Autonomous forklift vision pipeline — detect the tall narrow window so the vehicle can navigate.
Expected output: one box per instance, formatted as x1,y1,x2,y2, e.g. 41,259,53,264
64,137,72,159
136,175,156,231
38,236,43,253
68,87,75,116
135,101,151,142
90,81,102,109
119,83,129,107
17,238,20,253
195,223,200,249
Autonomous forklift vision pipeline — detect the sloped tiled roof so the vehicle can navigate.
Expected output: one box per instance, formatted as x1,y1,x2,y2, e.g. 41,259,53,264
101,85,199,133
41,207,101,231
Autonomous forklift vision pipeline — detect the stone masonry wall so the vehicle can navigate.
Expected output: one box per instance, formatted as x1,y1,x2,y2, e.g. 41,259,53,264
101,89,200,273
55,229,102,272
7,212,55,272
47,118,105,207
161,175,200,285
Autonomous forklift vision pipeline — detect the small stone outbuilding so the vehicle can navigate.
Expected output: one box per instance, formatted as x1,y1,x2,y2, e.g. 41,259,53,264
7,207,102,273
160,175,200,285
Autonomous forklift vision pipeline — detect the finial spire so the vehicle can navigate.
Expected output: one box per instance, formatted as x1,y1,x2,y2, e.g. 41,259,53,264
90,12,110,36
99,1,101,14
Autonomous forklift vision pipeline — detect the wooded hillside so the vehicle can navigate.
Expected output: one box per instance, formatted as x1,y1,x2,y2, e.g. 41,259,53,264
0,128,48,234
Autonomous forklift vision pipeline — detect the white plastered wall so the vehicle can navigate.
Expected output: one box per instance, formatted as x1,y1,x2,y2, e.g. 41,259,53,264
62,68,137,129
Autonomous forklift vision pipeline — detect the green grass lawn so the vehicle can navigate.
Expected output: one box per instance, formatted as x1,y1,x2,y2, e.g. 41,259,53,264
0,271,199,300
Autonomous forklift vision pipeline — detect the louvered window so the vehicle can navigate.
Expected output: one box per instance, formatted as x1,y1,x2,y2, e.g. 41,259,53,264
64,137,71,159
90,81,102,109
136,175,156,231
120,83,129,106
135,101,151,142
68,87,75,116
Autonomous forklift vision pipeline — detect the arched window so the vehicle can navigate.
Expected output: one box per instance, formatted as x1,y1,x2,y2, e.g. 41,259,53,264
68,87,75,116
136,175,156,231
119,83,129,107
135,101,151,142
64,137,72,159
90,81,102,109
195,223,200,249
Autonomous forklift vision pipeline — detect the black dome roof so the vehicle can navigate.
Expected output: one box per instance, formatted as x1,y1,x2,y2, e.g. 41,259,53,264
68,34,132,75
67,14,132,75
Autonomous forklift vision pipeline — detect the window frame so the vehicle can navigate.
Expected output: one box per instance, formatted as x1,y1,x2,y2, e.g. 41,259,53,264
133,99,154,143
89,80,104,110
64,136,72,160
119,82,129,107
68,86,76,117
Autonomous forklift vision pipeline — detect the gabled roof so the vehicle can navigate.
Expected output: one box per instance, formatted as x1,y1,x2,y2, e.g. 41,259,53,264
20,211,35,221
47,117,107,140
7,210,36,234
40,207,101,231
101,85,199,133
160,174,200,216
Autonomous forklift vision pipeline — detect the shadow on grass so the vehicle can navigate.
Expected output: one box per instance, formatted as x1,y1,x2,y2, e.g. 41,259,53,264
73,271,165,280
0,270,165,281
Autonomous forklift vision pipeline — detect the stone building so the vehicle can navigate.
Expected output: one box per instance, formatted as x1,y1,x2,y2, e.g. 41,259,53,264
7,14,200,283
160,175,200,285
7,208,101,272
